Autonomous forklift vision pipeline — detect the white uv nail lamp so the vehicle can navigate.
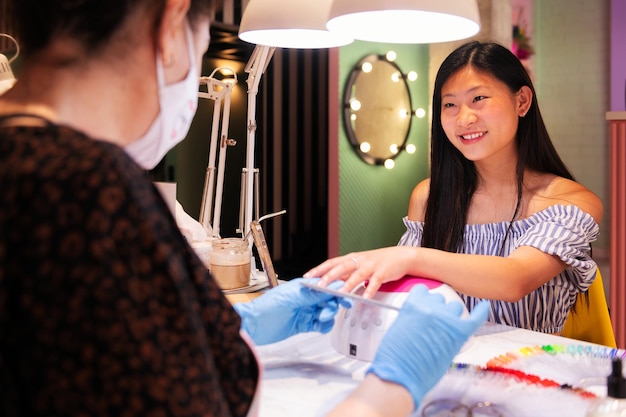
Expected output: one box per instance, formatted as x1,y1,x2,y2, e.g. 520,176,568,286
330,276,471,362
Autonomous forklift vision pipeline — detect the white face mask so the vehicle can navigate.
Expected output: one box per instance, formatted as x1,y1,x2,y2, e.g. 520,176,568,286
125,23,199,170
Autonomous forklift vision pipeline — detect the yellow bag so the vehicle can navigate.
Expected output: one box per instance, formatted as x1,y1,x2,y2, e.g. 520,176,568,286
562,269,616,348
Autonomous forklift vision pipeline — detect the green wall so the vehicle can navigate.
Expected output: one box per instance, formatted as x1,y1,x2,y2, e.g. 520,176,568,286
338,41,430,254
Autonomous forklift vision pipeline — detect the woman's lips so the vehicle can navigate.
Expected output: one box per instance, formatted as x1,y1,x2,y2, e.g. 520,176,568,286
460,131,486,141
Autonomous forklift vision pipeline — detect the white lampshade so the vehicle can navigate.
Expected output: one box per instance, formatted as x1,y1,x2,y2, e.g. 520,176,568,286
327,0,481,44
239,0,353,48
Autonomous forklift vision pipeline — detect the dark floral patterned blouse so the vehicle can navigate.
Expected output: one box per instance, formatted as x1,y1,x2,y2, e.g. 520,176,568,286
0,115,258,417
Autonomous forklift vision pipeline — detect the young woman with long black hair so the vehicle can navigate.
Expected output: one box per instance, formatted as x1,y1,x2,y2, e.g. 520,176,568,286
308,41,601,335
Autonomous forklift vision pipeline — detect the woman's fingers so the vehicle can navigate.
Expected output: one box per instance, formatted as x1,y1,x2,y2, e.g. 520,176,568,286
303,247,415,298
303,256,342,279
305,254,363,285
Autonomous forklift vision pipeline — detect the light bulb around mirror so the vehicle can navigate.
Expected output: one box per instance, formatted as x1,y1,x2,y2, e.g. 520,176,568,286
386,51,397,61
384,159,395,169
407,71,418,81
415,108,426,118
389,144,399,154
391,72,401,83
360,142,372,153
350,99,362,111
406,144,416,154
361,62,373,73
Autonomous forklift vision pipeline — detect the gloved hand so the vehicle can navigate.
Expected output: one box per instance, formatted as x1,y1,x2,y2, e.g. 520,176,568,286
233,278,352,346
367,285,489,410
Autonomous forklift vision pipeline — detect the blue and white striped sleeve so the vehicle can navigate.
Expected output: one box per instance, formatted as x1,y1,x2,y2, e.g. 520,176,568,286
398,217,424,247
515,205,599,288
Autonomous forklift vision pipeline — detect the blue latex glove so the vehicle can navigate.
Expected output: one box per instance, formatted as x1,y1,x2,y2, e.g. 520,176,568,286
367,285,490,410
233,278,352,346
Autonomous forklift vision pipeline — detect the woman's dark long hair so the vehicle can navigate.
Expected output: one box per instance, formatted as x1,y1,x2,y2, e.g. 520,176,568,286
10,0,213,58
422,41,574,253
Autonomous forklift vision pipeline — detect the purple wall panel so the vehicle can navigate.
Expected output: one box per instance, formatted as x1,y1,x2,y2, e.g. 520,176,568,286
611,0,626,111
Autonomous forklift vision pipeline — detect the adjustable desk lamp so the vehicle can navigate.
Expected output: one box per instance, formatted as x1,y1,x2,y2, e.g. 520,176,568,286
219,0,480,288
236,0,480,237
197,68,237,238
0,34,18,95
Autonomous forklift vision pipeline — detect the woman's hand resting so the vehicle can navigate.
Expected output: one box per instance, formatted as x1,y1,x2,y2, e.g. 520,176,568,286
303,246,420,298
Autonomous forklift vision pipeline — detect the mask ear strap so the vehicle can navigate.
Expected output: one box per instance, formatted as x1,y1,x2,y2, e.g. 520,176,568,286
183,21,197,75
162,53,176,68
158,21,196,88
155,48,167,90
156,19,195,88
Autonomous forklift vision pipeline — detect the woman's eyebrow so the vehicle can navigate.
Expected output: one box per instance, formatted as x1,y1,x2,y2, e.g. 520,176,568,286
442,85,487,99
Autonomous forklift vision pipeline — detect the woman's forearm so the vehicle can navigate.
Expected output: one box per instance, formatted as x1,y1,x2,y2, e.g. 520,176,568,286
408,246,565,302
325,374,414,417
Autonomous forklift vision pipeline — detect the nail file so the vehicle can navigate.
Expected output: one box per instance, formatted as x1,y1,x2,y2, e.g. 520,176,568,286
300,281,401,312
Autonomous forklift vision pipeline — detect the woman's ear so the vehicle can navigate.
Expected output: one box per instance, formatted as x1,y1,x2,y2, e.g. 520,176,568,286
157,0,191,66
517,85,533,117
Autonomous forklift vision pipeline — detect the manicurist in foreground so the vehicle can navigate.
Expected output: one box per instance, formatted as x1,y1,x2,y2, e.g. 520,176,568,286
0,1,488,416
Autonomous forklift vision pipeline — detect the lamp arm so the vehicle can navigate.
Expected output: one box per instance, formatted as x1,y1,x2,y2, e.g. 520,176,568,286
242,45,276,237
198,93,223,231
212,85,234,238
198,76,235,237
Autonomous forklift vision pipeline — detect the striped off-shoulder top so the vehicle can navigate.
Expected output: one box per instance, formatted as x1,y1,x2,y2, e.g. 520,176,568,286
398,204,600,334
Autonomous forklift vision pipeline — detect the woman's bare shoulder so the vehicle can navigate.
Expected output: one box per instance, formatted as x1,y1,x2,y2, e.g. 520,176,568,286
529,175,603,223
407,178,430,221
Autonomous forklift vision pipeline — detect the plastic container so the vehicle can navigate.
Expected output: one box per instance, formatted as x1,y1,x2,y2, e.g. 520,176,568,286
586,357,626,417
209,238,251,290
330,275,470,362
191,239,214,270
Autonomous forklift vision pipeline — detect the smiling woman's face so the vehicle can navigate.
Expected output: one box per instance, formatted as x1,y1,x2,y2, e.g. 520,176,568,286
440,66,524,164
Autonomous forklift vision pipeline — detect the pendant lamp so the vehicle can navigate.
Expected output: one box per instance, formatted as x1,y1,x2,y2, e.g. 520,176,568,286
327,0,481,44
239,0,353,48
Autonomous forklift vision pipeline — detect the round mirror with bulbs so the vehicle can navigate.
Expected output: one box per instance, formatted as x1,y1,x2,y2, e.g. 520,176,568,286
343,53,413,166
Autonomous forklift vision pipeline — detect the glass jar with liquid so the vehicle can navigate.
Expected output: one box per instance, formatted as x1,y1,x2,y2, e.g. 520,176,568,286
209,238,251,290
